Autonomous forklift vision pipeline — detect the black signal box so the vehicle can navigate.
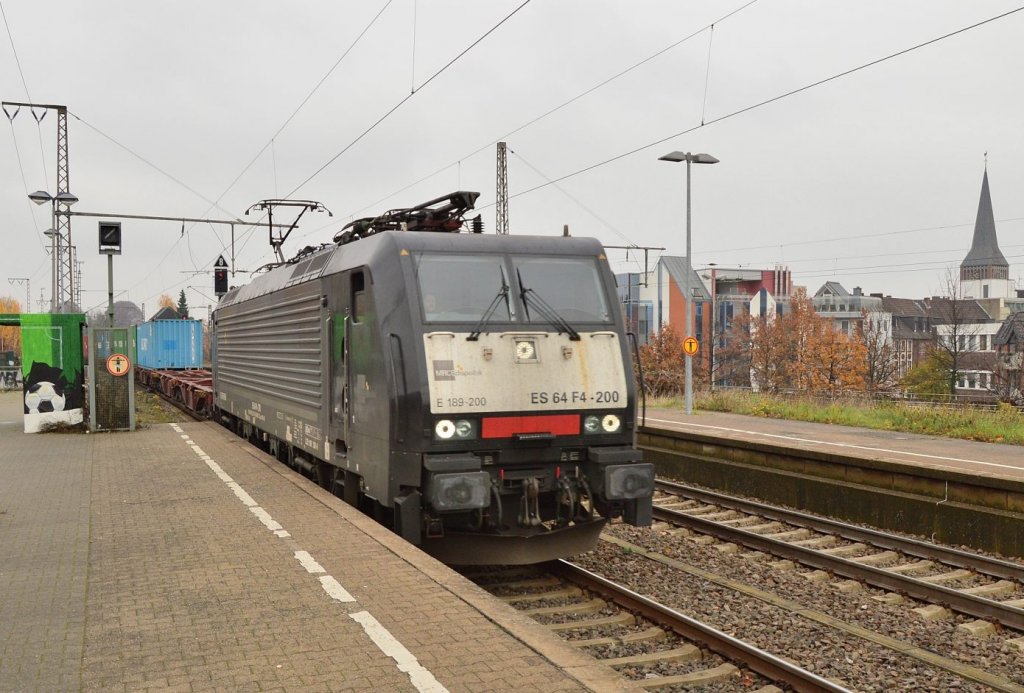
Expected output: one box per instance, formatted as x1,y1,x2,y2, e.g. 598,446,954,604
98,222,122,255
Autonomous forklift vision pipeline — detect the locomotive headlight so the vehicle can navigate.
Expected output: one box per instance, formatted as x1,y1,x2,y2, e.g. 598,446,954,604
604,463,655,500
434,419,477,441
584,414,621,434
454,419,476,439
435,419,456,439
514,339,537,362
429,471,490,511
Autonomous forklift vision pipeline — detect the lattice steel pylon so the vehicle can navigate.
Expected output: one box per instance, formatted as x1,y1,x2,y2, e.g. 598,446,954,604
54,107,74,311
496,141,509,234
2,101,75,312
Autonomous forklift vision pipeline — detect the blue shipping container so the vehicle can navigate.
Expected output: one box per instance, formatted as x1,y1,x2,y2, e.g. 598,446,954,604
136,319,203,369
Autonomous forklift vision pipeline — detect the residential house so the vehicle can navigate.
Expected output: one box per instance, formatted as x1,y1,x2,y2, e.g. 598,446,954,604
992,312,1024,404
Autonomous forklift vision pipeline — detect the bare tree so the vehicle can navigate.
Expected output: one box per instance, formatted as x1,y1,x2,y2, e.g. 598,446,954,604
636,324,687,397
748,312,791,393
87,300,143,327
859,308,899,394
715,309,753,388
929,269,984,395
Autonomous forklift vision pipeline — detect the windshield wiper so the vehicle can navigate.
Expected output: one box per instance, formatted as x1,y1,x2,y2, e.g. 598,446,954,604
517,269,581,341
467,267,511,341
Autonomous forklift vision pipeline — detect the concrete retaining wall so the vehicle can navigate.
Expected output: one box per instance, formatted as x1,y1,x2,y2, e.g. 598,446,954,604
640,428,1024,559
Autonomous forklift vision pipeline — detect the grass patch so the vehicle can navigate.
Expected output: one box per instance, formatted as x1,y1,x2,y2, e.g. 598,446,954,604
678,389,1024,446
134,386,190,426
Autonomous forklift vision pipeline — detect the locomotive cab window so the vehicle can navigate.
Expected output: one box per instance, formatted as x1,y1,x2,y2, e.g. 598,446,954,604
351,271,366,323
414,253,513,323
513,256,612,323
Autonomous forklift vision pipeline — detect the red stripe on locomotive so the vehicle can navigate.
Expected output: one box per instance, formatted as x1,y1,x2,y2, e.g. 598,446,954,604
481,414,580,439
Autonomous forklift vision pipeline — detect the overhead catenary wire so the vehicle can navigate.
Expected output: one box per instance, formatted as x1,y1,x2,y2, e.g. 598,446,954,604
283,0,533,199
337,0,760,224
701,23,715,125
287,3,1024,292
230,1,535,269
0,1,49,184
68,0,398,306
5,122,45,253
506,6,1024,204
200,0,396,223
512,149,635,245
22,4,1024,310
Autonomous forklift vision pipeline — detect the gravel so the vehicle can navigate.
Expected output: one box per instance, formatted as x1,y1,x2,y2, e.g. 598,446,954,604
569,522,1024,691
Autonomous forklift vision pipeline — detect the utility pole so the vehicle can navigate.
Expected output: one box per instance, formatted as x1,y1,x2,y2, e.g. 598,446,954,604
496,142,509,234
8,278,30,312
3,102,74,311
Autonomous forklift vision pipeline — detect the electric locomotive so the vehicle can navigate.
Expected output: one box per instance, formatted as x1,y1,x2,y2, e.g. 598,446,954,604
213,192,653,564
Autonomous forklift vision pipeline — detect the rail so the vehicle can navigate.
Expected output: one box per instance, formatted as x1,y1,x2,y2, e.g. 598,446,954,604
550,560,850,692
652,481,1024,631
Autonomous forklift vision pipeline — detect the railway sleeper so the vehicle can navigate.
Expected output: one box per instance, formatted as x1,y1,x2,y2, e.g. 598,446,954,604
790,535,840,549
820,542,868,557
692,510,741,522
886,560,936,575
850,550,899,566
604,644,702,668
570,626,668,648
493,576,562,591
741,521,785,534
500,586,583,603
546,612,635,632
521,598,607,617
633,662,739,689
762,527,813,542
919,568,974,584
958,580,1014,598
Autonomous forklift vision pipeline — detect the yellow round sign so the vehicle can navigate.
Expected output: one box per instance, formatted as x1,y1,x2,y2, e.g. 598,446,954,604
682,337,700,356
106,353,131,377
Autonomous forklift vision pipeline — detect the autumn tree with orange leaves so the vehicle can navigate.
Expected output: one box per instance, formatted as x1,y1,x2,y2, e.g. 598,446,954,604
714,287,869,394
637,323,686,396
0,296,22,357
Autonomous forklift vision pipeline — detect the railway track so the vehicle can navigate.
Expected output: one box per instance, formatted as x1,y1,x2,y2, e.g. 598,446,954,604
652,479,1024,633
466,561,845,692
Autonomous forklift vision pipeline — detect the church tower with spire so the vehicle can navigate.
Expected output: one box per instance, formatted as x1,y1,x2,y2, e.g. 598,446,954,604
960,165,1013,300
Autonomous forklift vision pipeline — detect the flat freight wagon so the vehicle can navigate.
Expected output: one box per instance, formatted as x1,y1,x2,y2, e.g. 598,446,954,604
136,319,203,369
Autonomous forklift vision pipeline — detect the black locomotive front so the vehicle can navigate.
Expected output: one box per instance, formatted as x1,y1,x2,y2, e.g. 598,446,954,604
389,231,653,564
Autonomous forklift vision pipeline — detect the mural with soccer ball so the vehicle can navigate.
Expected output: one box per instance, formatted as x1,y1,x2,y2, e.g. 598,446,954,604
20,313,85,433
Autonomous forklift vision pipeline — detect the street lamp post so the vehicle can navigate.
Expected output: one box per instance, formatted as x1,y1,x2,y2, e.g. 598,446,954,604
659,151,719,415
29,190,79,312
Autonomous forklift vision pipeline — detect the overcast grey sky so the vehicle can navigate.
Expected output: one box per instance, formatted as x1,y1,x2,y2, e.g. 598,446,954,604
2,1,1022,317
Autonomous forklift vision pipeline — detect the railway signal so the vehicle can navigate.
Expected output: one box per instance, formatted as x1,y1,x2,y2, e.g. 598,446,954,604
214,255,228,297
98,221,122,254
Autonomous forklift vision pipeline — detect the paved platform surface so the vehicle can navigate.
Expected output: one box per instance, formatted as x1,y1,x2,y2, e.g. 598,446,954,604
643,407,1024,483
0,392,626,692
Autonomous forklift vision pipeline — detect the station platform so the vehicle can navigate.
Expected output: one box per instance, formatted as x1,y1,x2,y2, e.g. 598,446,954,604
643,407,1024,483
0,392,625,692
